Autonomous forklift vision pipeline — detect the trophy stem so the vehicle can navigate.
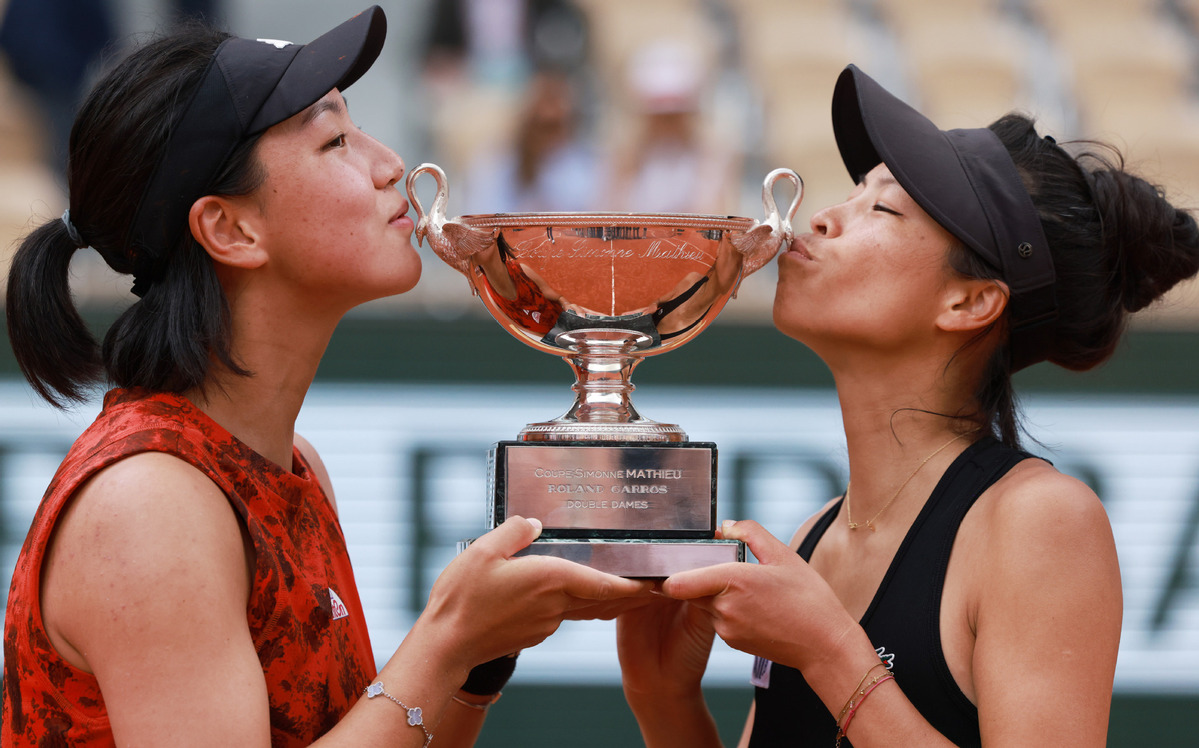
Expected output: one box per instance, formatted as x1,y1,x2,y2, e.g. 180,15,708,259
519,329,686,443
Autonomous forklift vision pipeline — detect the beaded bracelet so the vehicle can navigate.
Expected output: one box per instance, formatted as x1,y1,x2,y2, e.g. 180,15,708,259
364,682,433,747
834,673,895,747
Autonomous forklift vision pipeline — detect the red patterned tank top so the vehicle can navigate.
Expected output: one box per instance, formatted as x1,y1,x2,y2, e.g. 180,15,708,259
2,389,376,746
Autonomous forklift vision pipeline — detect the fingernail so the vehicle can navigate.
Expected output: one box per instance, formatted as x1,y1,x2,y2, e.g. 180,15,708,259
528,517,543,537
722,520,736,533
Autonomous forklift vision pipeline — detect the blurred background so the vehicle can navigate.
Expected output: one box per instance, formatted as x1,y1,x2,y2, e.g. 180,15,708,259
2,0,1198,744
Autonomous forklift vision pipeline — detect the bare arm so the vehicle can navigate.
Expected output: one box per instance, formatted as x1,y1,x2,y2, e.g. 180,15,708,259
42,453,275,745
41,453,651,747
819,467,1120,747
43,455,471,746
971,468,1121,745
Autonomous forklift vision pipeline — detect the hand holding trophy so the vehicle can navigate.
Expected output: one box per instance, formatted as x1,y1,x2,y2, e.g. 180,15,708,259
408,163,802,577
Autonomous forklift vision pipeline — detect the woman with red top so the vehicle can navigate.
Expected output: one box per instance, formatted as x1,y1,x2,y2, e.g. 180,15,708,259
615,65,1199,746
2,7,649,746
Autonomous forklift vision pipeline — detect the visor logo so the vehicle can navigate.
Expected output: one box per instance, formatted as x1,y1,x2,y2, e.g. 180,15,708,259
256,38,293,49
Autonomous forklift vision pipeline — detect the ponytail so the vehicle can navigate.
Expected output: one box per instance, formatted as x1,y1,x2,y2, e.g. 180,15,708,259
5,23,260,409
5,220,103,406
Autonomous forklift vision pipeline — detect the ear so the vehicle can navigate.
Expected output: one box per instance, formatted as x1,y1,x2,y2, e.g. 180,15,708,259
188,195,268,270
936,278,1008,333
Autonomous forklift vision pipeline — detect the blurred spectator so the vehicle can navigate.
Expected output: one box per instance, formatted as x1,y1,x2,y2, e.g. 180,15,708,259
422,0,588,92
0,0,224,180
419,0,591,181
603,37,739,214
462,69,601,213
0,0,116,178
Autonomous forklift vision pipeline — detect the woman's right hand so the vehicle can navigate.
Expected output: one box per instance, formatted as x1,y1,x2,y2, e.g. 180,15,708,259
417,516,654,674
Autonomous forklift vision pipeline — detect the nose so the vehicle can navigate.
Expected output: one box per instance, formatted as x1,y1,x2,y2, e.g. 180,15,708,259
809,203,838,237
367,133,406,188
382,149,405,189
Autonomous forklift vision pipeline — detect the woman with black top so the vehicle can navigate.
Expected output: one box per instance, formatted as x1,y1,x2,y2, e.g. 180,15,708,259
616,64,1199,747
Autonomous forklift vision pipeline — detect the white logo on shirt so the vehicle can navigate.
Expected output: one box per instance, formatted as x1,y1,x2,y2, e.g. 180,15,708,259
329,588,349,620
256,38,293,49
876,645,896,670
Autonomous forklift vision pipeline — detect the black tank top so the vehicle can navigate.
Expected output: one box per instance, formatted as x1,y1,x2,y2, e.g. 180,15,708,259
749,436,1032,747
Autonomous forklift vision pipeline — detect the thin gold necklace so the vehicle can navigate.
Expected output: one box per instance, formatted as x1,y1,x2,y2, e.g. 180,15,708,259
846,430,979,532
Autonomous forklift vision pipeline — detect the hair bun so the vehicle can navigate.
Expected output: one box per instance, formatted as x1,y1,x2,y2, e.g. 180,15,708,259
1089,168,1199,313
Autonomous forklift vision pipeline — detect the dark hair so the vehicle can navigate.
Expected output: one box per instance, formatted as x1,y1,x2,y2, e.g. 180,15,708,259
949,113,1199,447
5,23,263,408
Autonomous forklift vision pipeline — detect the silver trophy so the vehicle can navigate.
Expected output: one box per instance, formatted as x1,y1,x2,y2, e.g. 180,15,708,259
408,163,801,577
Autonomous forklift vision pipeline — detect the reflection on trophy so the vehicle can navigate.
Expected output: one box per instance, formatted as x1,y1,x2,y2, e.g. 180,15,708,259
407,163,802,577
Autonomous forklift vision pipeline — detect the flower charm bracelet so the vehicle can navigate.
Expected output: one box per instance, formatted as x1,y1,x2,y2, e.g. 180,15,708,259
364,681,433,746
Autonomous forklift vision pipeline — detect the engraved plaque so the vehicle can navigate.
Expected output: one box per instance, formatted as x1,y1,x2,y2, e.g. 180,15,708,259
492,442,716,536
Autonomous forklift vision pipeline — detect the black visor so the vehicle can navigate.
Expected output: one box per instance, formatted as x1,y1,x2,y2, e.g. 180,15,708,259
125,6,387,289
831,64,1057,371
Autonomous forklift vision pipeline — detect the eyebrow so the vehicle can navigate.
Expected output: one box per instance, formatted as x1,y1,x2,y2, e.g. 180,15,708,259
860,170,900,190
300,95,346,127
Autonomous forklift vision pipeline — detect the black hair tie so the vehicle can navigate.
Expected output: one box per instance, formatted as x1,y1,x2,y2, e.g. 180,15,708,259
130,275,153,298
130,256,165,298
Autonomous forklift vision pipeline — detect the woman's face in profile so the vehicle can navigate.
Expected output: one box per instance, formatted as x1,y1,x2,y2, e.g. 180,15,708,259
238,89,422,311
772,163,961,357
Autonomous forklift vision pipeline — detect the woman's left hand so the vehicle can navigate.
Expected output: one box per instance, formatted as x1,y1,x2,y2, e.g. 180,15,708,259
661,520,859,674
617,593,716,699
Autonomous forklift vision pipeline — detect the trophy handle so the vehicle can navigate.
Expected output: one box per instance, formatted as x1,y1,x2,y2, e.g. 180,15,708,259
763,167,803,247
405,162,496,280
729,167,804,278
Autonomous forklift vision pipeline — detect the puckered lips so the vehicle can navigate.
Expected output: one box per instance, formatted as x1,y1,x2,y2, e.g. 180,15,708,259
783,234,815,263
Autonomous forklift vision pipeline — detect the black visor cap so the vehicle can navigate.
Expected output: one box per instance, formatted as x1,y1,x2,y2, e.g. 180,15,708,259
831,64,1057,371
126,6,386,283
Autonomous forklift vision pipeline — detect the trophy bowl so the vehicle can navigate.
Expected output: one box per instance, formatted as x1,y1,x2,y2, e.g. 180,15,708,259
408,163,803,443
407,163,802,576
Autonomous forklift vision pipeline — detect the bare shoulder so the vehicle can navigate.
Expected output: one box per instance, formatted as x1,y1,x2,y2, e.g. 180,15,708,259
293,432,337,512
977,457,1114,553
44,452,252,670
966,456,1120,608
56,451,244,560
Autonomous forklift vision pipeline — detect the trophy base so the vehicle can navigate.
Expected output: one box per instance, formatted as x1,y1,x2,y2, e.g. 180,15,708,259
459,537,745,579
479,440,742,577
